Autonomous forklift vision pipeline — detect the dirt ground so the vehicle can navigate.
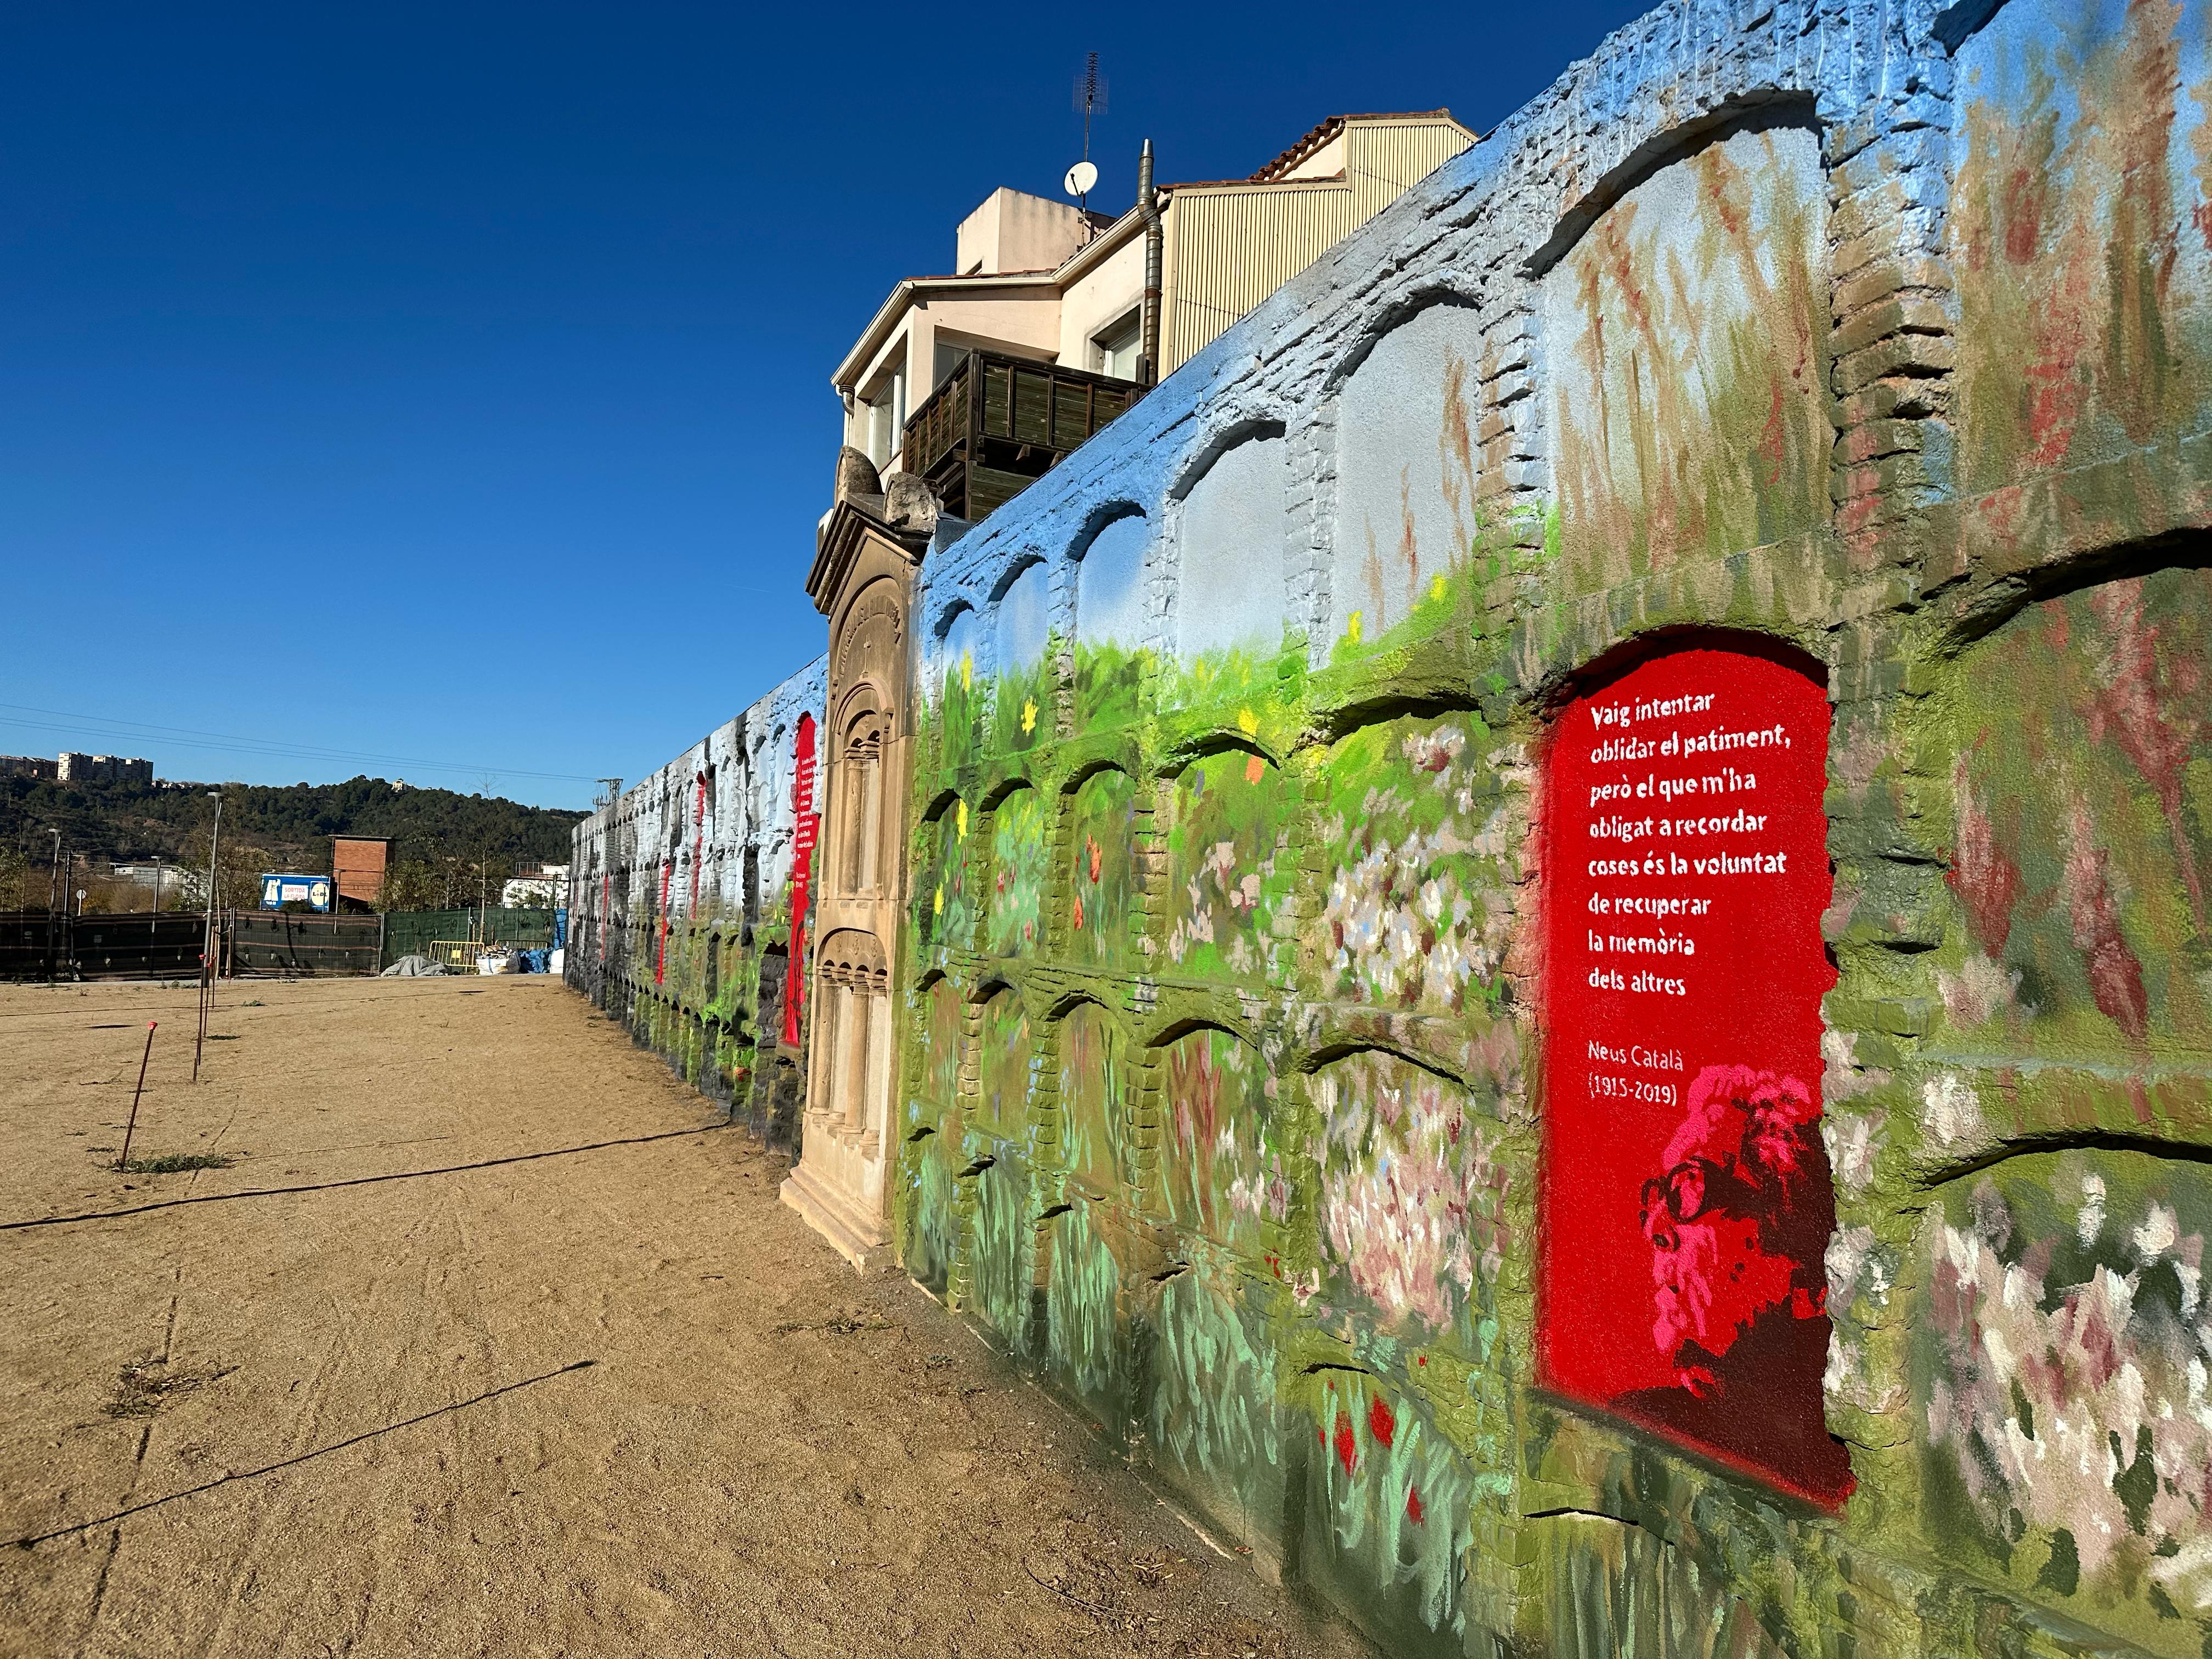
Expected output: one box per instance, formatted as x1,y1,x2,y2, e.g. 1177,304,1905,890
0,976,1372,1659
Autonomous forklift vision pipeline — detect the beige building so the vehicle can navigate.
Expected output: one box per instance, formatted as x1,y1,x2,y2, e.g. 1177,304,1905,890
831,111,1476,519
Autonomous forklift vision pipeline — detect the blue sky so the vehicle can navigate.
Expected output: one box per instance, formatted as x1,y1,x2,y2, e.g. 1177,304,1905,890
3,1,1647,810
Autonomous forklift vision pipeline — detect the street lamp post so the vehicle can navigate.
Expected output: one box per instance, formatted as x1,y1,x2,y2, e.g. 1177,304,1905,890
43,829,60,983
195,792,222,1084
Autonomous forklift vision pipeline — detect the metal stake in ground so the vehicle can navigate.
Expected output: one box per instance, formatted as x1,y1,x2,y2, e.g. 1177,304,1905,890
117,1020,157,1171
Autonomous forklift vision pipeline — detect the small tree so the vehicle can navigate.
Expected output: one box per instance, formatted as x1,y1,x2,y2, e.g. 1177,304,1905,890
375,861,442,912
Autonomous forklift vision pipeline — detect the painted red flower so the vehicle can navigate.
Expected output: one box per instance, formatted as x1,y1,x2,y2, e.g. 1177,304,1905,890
1333,1407,1357,1476
1367,1392,1397,1449
1406,1486,1425,1523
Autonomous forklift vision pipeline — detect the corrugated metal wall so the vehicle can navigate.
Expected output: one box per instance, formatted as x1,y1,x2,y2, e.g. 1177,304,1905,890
1163,119,1474,373
1164,180,1354,373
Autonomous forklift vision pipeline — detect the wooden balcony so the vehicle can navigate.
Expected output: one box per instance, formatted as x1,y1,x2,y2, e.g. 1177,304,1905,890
901,349,1143,523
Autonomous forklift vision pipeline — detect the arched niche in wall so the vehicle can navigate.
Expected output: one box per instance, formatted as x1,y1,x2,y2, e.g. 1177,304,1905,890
902,972,965,1299
1911,1144,2212,1639
1539,110,1829,588
991,559,1053,758
1163,745,1295,984
973,984,1032,1139
1175,430,1290,668
1306,706,1516,1018
911,791,973,953
1938,561,2211,1069
916,972,964,1118
1307,1047,1502,1354
1946,2,2212,497
983,783,1048,957
1330,299,1487,651
1064,766,1138,971
928,602,983,771
1054,1000,1126,1199
1153,1025,1277,1256
1073,509,1151,730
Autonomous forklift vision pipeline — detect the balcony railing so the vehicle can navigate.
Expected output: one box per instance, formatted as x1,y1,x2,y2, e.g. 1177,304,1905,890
901,349,1143,523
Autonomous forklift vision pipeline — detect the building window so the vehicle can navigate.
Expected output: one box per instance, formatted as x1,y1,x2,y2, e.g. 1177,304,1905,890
1094,311,1141,380
861,364,906,469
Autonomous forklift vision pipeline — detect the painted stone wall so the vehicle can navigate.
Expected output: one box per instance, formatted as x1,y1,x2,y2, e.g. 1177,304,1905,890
566,657,826,1147
878,0,2212,1654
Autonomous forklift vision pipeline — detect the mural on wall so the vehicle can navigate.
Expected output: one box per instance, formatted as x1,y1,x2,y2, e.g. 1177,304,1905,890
1952,0,2212,496
925,603,984,774
1921,1149,2212,1639
1943,566,2211,1061
1065,768,1137,970
1045,1197,1124,1434
913,795,974,953
1542,122,1828,580
991,560,1054,757
922,974,963,1113
1057,1000,1124,1198
1158,1027,1283,1255
985,787,1049,955
1165,748,1296,983
782,715,818,1046
900,975,967,1297
1310,713,1517,1017
976,986,1032,1138
1332,302,1487,647
1300,1368,1474,1656
1147,1263,1286,1556
970,1148,1037,1355
1073,511,1152,732
1312,1050,1505,1349
1539,642,1850,1504
1176,434,1291,665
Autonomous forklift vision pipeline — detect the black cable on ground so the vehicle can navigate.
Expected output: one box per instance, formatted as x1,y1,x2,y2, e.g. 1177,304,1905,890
7,1360,598,1549
0,1124,733,1233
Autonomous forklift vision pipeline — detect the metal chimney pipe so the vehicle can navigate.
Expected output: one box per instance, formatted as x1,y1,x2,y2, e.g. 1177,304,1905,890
1138,139,1163,386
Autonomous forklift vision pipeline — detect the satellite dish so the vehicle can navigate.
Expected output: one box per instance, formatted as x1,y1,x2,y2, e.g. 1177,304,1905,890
1064,160,1098,197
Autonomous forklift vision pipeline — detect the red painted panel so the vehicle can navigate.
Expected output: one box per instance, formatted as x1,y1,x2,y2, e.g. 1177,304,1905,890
782,715,817,1048
1538,641,1850,1506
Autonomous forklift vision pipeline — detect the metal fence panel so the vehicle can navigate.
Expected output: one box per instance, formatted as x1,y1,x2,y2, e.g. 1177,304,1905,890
379,909,555,966
228,911,382,977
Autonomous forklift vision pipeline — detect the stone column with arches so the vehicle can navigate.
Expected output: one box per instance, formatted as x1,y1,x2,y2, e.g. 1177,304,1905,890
781,450,936,1266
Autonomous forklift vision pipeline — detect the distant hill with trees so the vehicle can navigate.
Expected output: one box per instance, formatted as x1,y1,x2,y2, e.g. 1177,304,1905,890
0,775,586,912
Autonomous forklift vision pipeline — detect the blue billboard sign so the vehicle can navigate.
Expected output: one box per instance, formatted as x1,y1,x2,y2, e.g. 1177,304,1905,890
259,873,334,912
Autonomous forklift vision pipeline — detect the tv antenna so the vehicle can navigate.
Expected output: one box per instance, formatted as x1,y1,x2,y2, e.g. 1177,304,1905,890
1065,52,1105,226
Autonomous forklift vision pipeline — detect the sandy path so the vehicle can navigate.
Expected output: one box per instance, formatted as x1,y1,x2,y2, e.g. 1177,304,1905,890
0,977,1369,1658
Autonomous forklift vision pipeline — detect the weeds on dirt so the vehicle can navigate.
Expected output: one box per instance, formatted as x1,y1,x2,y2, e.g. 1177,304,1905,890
114,1152,239,1174
772,1310,893,1336
103,1358,235,1419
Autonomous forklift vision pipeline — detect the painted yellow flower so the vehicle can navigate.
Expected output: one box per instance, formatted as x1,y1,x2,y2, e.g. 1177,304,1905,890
1430,573,1448,602
960,650,973,692
1346,610,1363,644
956,800,968,838
933,885,944,916
1021,698,1038,734
1236,707,1258,736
